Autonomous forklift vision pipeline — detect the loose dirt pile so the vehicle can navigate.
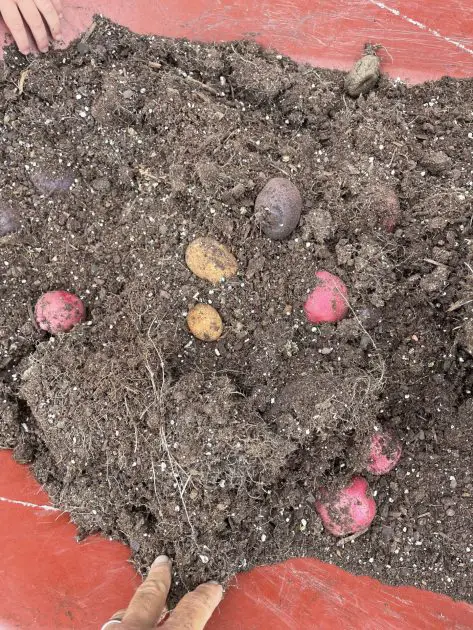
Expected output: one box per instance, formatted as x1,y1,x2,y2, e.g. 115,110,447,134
1,18,472,601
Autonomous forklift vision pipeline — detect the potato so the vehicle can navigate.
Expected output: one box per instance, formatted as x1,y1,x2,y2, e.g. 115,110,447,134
304,270,348,324
0,204,19,236
35,290,85,334
254,177,302,240
365,428,402,475
316,476,376,536
368,183,401,233
30,168,75,195
185,237,238,284
187,304,223,342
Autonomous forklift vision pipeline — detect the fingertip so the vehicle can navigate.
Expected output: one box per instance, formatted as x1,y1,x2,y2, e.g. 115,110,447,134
151,554,171,569
197,581,224,601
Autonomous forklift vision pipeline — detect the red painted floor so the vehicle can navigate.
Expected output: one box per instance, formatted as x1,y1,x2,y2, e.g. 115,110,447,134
2,0,472,81
1,1,473,628
2,452,473,630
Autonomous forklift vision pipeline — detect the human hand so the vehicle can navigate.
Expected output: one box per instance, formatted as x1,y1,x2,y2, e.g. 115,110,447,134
101,555,223,630
0,0,63,55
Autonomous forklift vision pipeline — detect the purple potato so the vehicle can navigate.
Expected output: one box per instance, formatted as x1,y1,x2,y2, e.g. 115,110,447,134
30,168,75,195
254,177,302,240
0,204,19,236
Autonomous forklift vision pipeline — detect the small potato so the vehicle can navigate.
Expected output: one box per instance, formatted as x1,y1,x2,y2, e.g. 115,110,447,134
35,290,85,334
187,304,223,342
0,204,19,236
365,428,402,475
185,237,238,284
316,476,376,536
368,183,401,233
30,168,75,195
255,178,302,240
304,270,348,324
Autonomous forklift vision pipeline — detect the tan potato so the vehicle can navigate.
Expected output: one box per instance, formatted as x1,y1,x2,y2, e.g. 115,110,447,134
185,237,238,284
187,304,223,342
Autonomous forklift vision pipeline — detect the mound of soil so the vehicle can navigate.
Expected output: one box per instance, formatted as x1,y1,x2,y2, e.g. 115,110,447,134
1,18,472,602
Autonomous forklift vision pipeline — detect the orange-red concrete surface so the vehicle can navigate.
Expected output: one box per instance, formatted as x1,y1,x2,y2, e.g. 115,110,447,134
2,0,472,80
2,452,473,629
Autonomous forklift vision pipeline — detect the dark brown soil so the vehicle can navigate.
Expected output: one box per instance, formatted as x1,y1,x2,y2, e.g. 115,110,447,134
1,17,472,603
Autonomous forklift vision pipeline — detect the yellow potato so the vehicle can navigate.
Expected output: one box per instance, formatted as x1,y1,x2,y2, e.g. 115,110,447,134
187,304,223,342
185,237,237,284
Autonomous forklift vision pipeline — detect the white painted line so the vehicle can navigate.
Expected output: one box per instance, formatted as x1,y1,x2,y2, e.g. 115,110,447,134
366,0,473,56
0,495,60,512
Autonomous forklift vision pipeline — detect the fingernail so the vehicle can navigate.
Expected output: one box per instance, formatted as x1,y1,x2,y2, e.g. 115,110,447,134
55,32,63,41
152,554,170,567
40,46,49,53
207,581,224,599
22,49,30,56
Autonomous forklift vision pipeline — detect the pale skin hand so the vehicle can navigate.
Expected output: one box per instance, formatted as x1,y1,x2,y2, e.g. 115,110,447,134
0,0,63,55
102,555,223,630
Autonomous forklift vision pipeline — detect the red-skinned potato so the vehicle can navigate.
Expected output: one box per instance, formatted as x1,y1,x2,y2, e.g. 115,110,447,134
366,428,402,475
304,270,348,324
254,177,302,240
316,476,376,536
35,290,85,334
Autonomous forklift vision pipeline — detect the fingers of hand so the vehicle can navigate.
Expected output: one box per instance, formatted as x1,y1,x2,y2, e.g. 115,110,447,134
49,0,62,17
121,557,172,630
0,1,31,54
99,606,131,629
34,0,62,39
17,0,49,51
109,609,127,622
164,583,223,630
2,0,63,54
